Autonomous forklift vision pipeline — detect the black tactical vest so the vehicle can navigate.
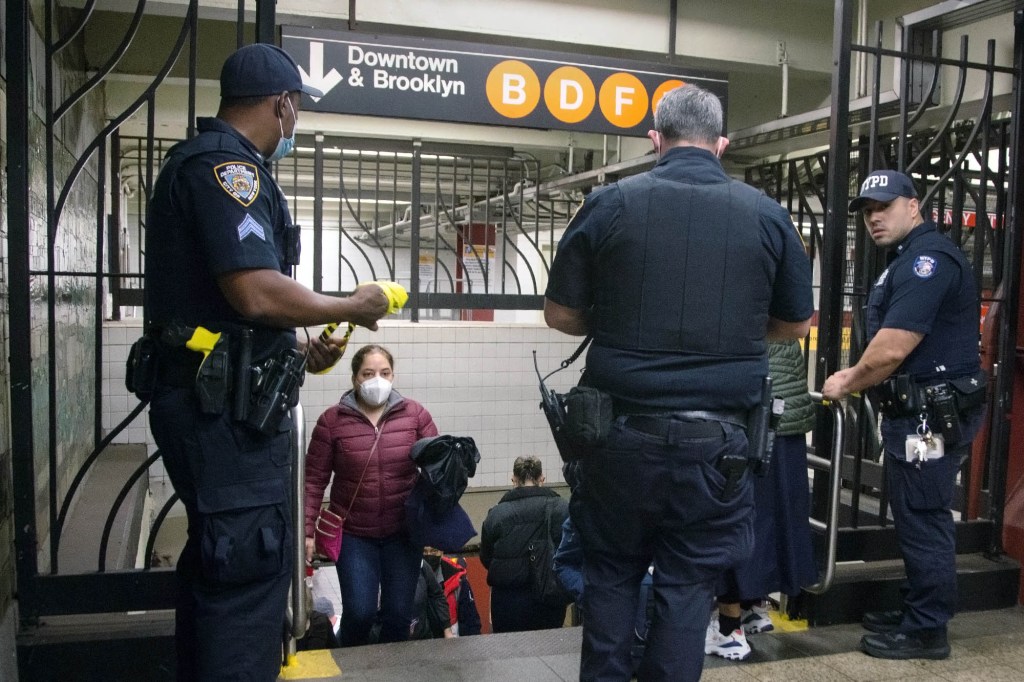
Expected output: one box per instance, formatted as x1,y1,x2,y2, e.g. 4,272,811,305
591,173,771,361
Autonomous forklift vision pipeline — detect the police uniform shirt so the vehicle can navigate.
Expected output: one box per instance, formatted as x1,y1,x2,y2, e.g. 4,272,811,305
145,117,296,360
545,146,813,413
867,220,980,381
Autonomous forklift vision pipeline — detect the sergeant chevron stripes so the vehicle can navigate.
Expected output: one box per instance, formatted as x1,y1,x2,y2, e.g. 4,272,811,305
237,214,266,242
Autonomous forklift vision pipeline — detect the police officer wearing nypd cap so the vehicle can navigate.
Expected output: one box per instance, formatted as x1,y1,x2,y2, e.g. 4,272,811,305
144,43,388,680
823,169,986,661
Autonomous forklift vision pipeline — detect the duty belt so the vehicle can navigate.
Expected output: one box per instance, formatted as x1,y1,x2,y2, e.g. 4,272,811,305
623,416,723,444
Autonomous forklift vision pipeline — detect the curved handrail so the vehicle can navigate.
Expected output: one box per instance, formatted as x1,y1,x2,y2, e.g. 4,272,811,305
143,489,181,569
803,391,845,595
98,449,164,572
53,399,149,569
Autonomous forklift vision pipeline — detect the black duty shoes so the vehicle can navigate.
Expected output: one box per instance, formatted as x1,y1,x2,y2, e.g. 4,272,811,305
861,631,951,660
861,610,903,634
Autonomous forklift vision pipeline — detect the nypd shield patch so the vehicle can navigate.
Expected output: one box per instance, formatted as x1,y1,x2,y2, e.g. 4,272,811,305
214,161,260,206
913,255,937,278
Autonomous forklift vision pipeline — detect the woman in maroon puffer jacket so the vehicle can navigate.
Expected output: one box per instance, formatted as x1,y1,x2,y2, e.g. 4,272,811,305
304,344,438,646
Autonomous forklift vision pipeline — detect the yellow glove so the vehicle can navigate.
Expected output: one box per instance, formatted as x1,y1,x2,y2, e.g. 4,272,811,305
315,281,408,374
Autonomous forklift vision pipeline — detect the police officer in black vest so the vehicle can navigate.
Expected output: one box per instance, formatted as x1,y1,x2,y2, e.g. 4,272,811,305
144,44,388,681
823,170,986,661
544,84,813,682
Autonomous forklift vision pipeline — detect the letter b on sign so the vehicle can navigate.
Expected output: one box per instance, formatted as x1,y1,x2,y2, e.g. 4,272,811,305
487,60,540,119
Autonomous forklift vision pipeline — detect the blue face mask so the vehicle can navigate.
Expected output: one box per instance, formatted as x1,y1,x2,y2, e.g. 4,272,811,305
267,98,297,163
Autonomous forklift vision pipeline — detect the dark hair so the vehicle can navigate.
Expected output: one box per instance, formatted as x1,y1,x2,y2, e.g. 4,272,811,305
513,456,543,484
351,344,394,375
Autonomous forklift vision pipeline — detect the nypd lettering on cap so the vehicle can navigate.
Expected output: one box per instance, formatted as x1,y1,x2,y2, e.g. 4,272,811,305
215,161,260,206
861,173,889,193
236,214,266,242
913,255,937,278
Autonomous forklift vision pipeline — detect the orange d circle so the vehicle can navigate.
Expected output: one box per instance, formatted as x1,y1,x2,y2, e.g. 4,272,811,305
544,66,596,124
651,79,686,114
487,60,541,119
599,73,649,129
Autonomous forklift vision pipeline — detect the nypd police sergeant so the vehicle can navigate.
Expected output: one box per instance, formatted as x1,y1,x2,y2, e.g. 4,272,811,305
138,44,389,682
822,169,987,662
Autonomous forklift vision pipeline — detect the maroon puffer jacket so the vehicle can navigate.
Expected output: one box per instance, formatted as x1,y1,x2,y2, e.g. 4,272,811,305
304,390,439,539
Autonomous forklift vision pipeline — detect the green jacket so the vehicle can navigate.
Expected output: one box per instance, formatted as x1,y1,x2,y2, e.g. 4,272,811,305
768,340,815,435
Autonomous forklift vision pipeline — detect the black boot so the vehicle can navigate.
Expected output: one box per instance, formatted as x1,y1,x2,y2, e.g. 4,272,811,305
861,630,950,660
861,610,903,634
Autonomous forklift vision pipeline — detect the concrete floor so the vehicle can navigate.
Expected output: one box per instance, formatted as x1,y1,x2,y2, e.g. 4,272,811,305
278,606,1024,681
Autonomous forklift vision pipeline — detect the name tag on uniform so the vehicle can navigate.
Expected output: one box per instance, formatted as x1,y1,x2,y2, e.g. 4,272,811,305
904,434,945,462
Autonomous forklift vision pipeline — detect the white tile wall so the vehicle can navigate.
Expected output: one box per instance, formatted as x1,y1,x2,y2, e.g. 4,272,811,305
103,320,585,489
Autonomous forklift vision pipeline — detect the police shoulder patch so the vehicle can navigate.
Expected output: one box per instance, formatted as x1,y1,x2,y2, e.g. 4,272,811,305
912,255,937,279
214,161,260,206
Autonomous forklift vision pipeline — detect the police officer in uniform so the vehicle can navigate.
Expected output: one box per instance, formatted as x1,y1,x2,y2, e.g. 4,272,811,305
544,84,813,682
823,170,985,660
144,44,388,681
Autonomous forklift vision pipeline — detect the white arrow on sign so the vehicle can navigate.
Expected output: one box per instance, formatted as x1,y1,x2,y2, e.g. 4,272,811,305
297,41,342,102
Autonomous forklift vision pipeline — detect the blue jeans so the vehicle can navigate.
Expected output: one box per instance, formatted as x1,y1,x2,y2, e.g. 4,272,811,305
574,417,754,682
336,531,422,646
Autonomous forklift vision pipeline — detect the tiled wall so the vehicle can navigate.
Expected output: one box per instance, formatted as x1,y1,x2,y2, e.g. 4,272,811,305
102,320,587,488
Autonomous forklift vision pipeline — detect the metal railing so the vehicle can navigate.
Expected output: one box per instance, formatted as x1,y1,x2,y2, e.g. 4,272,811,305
285,403,309,666
804,392,846,595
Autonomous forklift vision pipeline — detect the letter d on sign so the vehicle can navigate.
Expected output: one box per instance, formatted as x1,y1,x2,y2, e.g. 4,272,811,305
544,65,596,124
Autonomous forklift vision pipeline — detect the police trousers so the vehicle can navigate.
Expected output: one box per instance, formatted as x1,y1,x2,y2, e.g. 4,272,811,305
572,416,754,682
881,409,984,633
149,386,294,682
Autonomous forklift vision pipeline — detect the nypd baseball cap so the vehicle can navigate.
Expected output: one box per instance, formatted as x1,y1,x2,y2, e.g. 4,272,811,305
849,170,918,212
220,43,323,98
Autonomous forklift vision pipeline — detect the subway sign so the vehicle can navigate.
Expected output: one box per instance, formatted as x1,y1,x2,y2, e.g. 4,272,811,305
281,27,728,137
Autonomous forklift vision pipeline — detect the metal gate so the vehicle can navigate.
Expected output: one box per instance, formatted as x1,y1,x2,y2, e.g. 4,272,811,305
741,1,1024,606
6,0,1023,631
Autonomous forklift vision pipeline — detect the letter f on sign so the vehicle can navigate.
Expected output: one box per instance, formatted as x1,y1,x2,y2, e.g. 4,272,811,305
615,86,635,116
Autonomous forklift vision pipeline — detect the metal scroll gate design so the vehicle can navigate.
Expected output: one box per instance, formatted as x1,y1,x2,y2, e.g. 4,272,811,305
11,2,579,624
270,136,578,320
9,1,202,622
745,9,1022,562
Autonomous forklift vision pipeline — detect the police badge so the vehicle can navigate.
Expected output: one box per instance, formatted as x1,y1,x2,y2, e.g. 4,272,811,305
214,161,260,206
913,255,937,278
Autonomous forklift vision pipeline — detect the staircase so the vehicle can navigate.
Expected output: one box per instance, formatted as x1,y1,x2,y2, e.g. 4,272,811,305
799,520,1020,625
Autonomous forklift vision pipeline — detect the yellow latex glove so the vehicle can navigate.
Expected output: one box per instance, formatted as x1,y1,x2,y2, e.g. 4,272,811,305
315,281,408,374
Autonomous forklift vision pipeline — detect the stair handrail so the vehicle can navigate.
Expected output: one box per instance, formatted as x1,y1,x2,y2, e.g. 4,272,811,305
286,403,309,660
803,391,845,595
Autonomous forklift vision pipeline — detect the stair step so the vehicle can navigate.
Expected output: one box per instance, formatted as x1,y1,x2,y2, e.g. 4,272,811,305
801,551,1020,626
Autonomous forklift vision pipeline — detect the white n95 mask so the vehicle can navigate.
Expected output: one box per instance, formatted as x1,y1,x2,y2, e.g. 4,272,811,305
358,377,392,406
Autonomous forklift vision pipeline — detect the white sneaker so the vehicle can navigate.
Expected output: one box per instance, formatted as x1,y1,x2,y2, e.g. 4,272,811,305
705,627,752,660
741,604,775,634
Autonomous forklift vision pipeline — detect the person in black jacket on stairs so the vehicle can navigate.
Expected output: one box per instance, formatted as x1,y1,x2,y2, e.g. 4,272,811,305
481,456,569,633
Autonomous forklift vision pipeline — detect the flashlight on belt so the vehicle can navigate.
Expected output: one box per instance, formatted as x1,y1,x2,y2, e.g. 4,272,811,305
315,280,408,374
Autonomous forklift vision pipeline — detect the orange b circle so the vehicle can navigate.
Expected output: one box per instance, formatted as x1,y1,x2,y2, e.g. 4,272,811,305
544,66,596,124
486,60,541,119
598,73,649,129
651,79,687,114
